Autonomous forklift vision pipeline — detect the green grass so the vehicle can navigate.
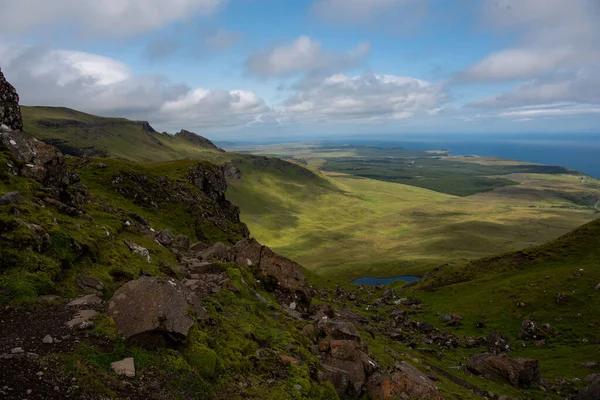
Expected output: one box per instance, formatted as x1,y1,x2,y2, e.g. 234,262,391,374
21,106,227,162
322,157,575,197
230,168,600,281
404,217,600,386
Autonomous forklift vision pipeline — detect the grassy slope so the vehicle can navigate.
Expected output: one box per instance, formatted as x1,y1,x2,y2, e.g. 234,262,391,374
19,107,600,282
21,106,225,162
231,168,600,281
405,217,600,391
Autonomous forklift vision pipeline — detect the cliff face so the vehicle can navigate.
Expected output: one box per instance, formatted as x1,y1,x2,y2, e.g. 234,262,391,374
0,69,23,131
175,129,224,152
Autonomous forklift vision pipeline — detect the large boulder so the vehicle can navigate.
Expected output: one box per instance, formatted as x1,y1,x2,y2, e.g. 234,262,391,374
0,68,22,131
107,277,206,347
314,318,378,397
579,378,600,400
467,353,541,387
231,238,311,301
258,246,308,296
367,362,445,400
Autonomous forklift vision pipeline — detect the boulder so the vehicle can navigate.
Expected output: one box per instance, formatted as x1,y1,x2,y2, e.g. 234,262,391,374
0,126,68,187
0,192,22,206
155,229,175,246
67,294,103,306
258,245,310,301
232,237,263,266
111,357,135,378
171,235,190,251
318,339,375,397
232,238,311,300
487,331,511,354
107,277,206,346
317,317,362,342
0,68,23,131
66,310,98,328
466,353,541,387
124,241,151,263
77,275,104,295
580,379,600,400
440,313,463,326
519,319,544,340
197,242,233,262
367,362,445,400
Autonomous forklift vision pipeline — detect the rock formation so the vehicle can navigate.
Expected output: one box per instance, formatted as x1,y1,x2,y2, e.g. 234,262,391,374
107,277,206,347
467,353,541,387
0,69,23,131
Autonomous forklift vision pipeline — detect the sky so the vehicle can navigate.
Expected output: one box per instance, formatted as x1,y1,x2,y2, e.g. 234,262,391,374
0,0,599,140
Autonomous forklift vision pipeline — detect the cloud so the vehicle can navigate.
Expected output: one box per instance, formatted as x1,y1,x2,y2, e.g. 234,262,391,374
245,36,371,78
310,0,428,31
0,0,228,37
458,0,600,83
0,44,269,132
469,70,600,109
280,72,448,123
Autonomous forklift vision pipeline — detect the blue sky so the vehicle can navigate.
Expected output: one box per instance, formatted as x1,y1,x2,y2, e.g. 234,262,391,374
0,0,599,139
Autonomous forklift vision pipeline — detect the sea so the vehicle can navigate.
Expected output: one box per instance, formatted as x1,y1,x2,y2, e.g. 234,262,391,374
324,133,600,179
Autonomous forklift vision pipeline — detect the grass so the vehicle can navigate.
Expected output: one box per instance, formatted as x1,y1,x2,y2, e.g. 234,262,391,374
21,106,228,162
230,168,600,281
400,217,600,392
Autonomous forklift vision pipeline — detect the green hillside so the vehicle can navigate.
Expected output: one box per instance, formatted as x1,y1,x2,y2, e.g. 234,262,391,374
21,106,225,162
18,106,600,282
406,216,600,388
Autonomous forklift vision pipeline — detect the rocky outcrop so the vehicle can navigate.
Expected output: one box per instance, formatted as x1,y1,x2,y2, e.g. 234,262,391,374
110,163,248,244
175,129,223,152
0,191,22,205
0,125,68,187
486,331,511,354
519,319,544,340
0,71,68,187
367,362,445,400
467,353,541,387
232,238,311,301
314,318,377,397
0,69,22,131
107,277,206,347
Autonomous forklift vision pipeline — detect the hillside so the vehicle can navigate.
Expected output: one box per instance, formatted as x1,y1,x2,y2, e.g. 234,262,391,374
405,217,600,395
21,106,224,162
18,106,600,282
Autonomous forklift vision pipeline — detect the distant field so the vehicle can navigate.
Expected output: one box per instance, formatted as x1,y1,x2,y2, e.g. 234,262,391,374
227,143,600,281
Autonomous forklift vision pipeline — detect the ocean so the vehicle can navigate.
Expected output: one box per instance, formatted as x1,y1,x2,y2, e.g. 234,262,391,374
326,133,600,179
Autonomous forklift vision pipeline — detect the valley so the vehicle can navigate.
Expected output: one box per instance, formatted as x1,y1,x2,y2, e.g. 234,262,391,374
1,82,598,399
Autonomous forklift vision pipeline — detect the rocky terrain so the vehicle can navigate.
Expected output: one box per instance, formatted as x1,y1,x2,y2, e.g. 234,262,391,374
1,69,599,399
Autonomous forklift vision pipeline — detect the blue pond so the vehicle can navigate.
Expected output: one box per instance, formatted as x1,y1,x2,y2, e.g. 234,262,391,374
351,276,421,286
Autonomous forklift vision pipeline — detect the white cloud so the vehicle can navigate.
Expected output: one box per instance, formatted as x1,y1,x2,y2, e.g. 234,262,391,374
0,44,268,132
458,47,579,82
280,72,447,123
0,0,227,37
469,70,600,109
245,36,371,78
459,0,600,83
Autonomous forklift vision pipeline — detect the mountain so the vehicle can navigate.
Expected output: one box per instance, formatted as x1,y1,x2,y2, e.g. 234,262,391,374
21,106,224,162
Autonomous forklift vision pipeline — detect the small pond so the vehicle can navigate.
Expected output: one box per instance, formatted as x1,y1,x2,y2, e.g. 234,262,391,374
351,276,421,286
